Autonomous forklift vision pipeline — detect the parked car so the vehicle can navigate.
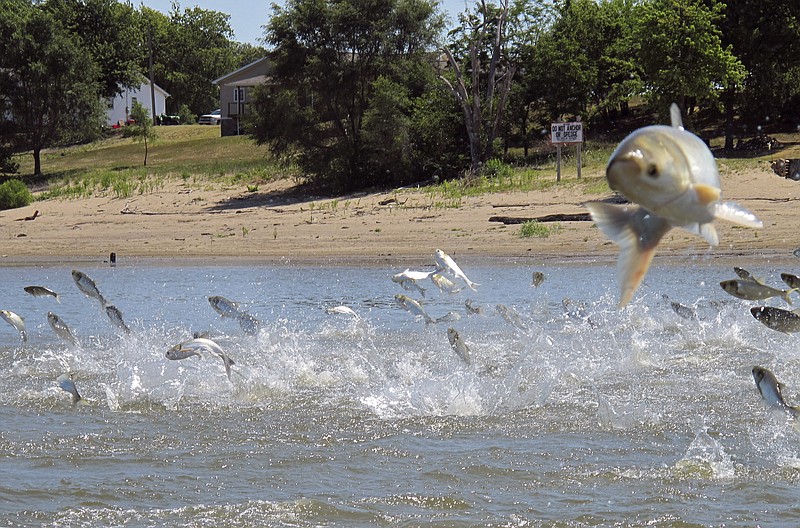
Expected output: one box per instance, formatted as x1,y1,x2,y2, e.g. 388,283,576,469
198,109,221,125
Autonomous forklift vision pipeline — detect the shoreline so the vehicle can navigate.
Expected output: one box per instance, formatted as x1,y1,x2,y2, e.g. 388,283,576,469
1,162,798,266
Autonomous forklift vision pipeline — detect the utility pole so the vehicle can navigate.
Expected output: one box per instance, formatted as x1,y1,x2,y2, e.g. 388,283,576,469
148,29,157,126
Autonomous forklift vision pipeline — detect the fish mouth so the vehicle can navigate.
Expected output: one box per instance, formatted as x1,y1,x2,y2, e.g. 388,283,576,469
606,151,645,191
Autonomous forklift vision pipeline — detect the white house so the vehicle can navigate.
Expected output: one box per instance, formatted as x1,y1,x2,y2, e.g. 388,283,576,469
106,77,170,126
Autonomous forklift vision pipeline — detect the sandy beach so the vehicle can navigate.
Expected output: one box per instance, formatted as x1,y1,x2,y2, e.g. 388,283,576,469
1,161,798,266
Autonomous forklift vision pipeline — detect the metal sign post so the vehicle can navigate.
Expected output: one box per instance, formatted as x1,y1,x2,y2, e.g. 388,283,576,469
550,118,583,180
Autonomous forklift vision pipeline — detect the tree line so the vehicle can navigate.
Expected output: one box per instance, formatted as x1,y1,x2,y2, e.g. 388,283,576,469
2,0,799,189
0,0,264,175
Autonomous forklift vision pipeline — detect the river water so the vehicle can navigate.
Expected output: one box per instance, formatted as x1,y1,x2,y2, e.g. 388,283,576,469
1,257,799,526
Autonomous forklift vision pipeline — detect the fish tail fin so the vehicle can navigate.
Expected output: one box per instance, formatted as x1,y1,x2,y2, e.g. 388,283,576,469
586,202,672,308
55,294,61,304
670,103,684,130
783,288,799,305
714,201,763,228
467,281,479,292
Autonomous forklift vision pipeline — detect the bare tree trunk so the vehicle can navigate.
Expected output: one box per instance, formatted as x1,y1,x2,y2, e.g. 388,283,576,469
440,0,515,177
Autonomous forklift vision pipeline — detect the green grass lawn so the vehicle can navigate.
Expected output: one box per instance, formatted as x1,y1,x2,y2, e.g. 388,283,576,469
11,122,800,202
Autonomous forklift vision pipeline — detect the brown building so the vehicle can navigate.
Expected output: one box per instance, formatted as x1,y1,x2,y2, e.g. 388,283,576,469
212,57,273,136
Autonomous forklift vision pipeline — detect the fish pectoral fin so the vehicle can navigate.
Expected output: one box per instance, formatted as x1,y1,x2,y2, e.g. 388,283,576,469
586,202,672,308
699,223,719,246
713,201,763,228
692,183,721,206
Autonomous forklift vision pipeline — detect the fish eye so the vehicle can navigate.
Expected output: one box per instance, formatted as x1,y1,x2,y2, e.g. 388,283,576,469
646,164,659,178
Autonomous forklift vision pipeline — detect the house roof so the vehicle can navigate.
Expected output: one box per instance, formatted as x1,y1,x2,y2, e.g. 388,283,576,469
142,76,170,97
212,57,273,87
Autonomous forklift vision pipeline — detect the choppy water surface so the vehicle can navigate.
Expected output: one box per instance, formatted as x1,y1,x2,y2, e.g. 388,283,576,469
2,257,800,526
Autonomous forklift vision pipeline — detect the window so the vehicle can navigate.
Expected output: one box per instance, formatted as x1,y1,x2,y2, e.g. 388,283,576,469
233,87,245,103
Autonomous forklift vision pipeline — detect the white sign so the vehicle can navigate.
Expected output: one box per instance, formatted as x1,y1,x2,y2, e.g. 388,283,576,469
551,122,583,143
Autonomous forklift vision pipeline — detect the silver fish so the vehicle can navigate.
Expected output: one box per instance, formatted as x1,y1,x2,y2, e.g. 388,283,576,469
585,104,761,307
781,272,800,290
47,312,78,345
325,305,360,319
435,311,461,324
431,272,463,294
394,294,434,324
0,309,27,342
752,366,800,417
447,327,471,365
464,299,484,315
169,337,235,380
208,295,243,318
72,270,107,306
532,271,545,287
57,372,82,406
661,294,697,321
24,285,60,302
434,249,479,291
496,304,527,331
720,280,796,304
105,305,131,334
750,306,800,334
165,343,203,360
733,266,765,285
392,269,434,298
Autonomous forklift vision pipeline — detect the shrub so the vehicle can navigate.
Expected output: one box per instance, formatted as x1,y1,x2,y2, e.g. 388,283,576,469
0,179,33,210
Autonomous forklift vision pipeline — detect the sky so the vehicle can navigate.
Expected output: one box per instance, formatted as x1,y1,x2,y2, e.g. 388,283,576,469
138,0,470,46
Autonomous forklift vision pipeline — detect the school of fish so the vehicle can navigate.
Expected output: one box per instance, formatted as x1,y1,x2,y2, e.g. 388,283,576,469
2,105,798,420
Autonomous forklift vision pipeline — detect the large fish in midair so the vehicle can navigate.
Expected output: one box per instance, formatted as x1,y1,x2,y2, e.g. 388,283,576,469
585,104,762,307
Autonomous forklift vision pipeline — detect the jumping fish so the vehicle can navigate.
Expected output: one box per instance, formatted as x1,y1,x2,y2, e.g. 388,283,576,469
24,286,60,302
430,273,463,294
464,299,484,315
496,304,527,331
394,294,435,324
750,306,800,334
752,366,800,417
447,327,471,365
47,312,78,345
325,305,360,319
661,294,697,321
71,270,107,306
167,337,235,380
733,266,765,285
781,272,800,290
532,271,545,287
165,343,203,360
392,269,434,297
57,372,82,406
208,295,243,318
105,305,131,334
0,309,27,342
434,249,479,291
585,104,762,307
720,280,796,304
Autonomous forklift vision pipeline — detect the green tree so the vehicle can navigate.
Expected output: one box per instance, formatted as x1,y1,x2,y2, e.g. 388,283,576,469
43,0,144,99
0,1,105,176
154,4,238,116
250,0,445,190
127,101,157,166
720,1,800,147
634,0,744,122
